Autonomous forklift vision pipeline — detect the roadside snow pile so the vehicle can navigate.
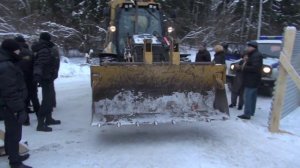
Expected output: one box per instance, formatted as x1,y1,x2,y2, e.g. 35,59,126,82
59,56,90,78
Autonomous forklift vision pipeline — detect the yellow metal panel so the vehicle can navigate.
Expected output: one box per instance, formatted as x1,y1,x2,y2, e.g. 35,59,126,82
143,39,153,64
170,52,180,65
91,64,226,101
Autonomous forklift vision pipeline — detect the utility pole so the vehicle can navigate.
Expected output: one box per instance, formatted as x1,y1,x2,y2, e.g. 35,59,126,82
257,0,263,39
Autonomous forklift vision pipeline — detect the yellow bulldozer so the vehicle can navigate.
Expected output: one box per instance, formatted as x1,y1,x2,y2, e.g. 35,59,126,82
91,0,229,127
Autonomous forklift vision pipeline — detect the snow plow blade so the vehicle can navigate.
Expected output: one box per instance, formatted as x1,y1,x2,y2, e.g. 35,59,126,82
91,63,229,127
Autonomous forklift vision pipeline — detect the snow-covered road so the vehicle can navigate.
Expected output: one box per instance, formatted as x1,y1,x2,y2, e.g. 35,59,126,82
1,59,300,168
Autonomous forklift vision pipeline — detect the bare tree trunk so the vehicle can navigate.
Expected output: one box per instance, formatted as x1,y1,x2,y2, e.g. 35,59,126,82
240,0,248,42
246,5,254,40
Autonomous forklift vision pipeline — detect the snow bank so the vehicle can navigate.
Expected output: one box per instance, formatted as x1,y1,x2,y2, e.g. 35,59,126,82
58,57,90,78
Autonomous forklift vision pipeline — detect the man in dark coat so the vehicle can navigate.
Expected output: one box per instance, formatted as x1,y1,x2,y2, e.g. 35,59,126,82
32,32,60,132
0,39,32,168
195,43,211,62
15,36,40,126
238,41,263,120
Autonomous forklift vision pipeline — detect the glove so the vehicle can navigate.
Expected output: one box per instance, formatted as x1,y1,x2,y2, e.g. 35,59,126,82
17,111,28,124
34,74,42,83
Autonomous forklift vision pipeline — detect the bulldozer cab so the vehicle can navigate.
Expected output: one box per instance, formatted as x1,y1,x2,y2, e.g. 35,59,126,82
117,5,163,54
91,0,229,127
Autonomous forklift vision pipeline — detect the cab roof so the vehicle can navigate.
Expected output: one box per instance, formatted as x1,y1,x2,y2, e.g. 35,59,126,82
255,40,282,44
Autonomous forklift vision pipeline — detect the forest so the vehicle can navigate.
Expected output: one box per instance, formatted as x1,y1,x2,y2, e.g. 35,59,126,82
0,0,299,52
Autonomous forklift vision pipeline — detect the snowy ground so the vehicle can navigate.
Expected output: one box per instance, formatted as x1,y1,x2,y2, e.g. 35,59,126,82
1,58,300,168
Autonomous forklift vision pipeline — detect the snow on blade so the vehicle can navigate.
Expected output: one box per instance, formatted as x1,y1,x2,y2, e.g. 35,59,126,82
94,91,228,125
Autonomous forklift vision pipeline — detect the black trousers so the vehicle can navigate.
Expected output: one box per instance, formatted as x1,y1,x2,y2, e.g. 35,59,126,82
52,83,56,108
38,81,55,118
231,89,244,107
3,108,22,165
26,81,40,113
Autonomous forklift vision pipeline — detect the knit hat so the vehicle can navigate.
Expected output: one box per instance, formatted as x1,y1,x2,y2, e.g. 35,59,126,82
1,39,20,53
247,41,258,49
14,35,26,43
40,32,51,42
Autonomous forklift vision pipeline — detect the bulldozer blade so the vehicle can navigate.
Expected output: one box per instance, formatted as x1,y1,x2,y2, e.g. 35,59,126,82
91,63,229,127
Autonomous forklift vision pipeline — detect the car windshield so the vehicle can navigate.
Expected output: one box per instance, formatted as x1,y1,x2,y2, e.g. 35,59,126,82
118,8,162,53
257,43,282,58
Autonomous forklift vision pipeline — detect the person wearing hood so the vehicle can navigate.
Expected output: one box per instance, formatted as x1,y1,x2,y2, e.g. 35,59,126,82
0,39,32,168
31,32,60,132
15,36,40,126
238,41,263,120
213,45,226,64
195,43,211,62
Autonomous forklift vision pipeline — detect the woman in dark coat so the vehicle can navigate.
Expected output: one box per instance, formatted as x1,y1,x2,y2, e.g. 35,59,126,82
213,45,226,64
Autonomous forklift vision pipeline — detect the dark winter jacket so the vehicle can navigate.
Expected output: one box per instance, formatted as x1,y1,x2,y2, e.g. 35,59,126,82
195,50,211,62
232,60,244,93
213,51,226,64
32,40,60,81
242,50,263,88
16,43,34,82
0,48,27,113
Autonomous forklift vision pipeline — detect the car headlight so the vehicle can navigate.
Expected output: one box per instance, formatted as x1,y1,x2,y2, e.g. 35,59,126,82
263,66,272,74
230,64,235,70
109,26,116,32
168,27,174,33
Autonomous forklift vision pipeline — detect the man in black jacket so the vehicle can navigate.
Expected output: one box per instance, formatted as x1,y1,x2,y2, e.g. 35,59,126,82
32,32,60,132
195,43,211,62
15,36,40,126
238,41,263,120
0,39,32,168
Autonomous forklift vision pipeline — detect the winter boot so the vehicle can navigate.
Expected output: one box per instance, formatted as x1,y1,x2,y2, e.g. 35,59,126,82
46,113,61,125
229,104,236,108
237,115,251,120
19,154,30,162
23,114,30,126
10,163,32,168
37,117,52,132
237,106,243,110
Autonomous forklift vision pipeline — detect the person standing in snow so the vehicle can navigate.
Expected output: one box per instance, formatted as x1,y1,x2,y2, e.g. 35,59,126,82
238,41,263,120
213,45,226,64
32,32,60,132
195,43,211,62
229,55,246,110
0,39,32,168
14,36,40,126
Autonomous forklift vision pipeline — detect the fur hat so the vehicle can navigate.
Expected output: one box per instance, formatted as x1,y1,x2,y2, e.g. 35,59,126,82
247,41,258,49
1,39,20,53
14,35,26,43
40,32,51,42
214,45,224,53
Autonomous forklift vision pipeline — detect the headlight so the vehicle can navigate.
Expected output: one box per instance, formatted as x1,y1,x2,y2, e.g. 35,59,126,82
109,26,116,32
168,27,174,33
263,66,272,74
230,64,235,70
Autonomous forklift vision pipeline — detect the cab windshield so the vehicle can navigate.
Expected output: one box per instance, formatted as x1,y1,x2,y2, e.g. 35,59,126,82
258,43,282,58
118,7,162,53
